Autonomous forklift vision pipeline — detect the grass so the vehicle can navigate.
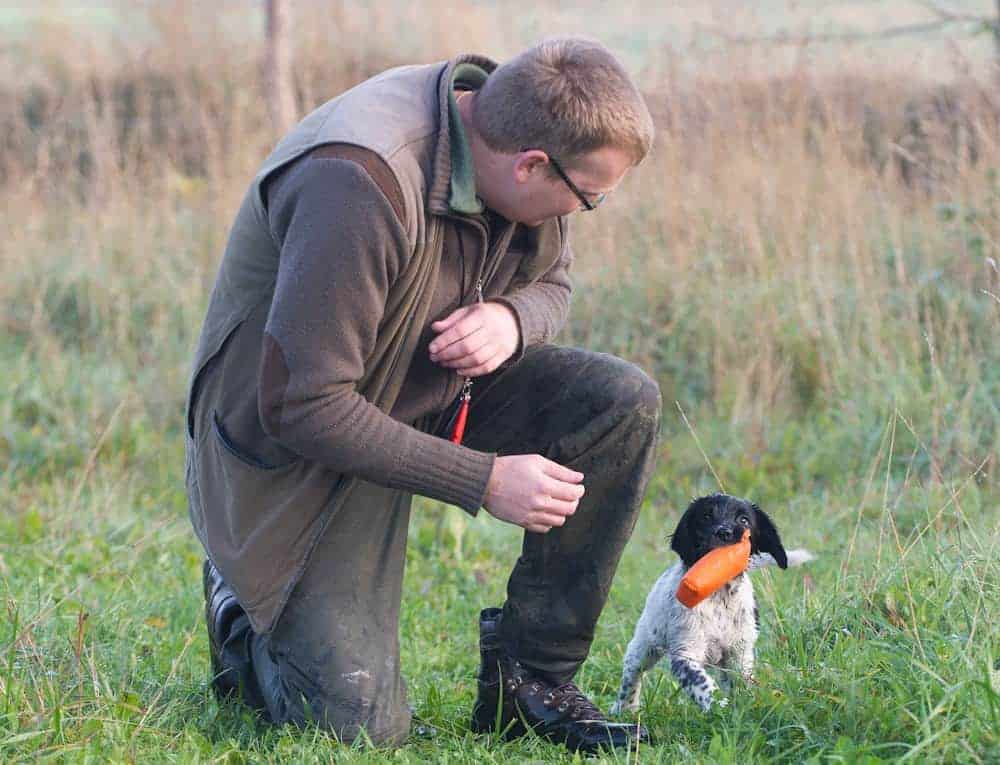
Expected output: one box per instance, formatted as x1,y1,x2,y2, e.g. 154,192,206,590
1,2,998,761
1,380,996,763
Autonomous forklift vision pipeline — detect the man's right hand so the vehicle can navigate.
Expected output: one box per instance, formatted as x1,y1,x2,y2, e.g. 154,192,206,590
482,455,585,533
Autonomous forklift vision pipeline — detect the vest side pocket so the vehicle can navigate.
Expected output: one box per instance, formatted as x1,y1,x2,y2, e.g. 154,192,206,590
195,413,333,622
212,410,299,471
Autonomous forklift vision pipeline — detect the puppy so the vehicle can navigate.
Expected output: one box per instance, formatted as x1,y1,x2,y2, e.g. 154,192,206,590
611,493,811,713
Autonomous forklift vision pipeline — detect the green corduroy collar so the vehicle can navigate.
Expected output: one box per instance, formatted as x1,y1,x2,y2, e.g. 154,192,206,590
447,62,490,215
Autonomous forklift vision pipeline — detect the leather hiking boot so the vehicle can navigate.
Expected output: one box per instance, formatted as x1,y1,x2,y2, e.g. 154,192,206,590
471,608,514,733
202,558,247,700
470,607,651,753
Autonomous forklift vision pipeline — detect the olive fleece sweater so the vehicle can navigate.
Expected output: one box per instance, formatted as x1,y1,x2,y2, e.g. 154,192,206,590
256,145,574,514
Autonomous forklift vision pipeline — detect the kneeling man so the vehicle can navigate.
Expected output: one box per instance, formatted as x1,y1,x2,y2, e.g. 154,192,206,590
185,36,660,753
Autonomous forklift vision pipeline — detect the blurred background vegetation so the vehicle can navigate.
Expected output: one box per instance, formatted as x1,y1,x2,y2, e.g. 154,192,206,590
2,0,996,487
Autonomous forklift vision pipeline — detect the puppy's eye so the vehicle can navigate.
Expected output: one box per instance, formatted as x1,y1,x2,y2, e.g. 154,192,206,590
703,511,712,521
737,515,749,525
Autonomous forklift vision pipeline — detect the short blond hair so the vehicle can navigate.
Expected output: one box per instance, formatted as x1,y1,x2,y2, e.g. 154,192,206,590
473,37,654,168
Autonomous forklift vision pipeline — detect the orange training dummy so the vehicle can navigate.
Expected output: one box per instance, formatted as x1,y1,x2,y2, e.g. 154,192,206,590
675,529,751,608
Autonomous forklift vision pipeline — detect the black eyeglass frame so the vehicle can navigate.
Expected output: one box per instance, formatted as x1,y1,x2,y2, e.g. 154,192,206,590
520,147,606,211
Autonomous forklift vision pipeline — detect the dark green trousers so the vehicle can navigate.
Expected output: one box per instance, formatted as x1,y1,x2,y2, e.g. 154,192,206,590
215,345,661,744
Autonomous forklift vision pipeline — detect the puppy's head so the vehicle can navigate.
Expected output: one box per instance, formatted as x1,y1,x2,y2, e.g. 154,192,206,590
670,493,788,569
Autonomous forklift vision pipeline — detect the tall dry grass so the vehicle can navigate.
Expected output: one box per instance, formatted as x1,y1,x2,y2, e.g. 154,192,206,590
1,3,996,486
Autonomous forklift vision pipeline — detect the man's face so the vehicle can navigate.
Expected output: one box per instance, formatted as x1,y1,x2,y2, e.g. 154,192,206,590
499,144,634,226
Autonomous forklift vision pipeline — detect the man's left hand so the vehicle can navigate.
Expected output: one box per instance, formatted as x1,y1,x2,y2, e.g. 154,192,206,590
429,302,520,377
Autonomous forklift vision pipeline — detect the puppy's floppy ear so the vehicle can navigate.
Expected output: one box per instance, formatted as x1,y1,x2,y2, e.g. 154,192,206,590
750,504,787,569
670,503,700,567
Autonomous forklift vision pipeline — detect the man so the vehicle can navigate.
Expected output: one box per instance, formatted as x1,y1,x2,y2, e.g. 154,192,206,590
185,37,661,753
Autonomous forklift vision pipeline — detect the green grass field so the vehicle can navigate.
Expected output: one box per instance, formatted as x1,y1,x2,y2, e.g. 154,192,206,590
2,2,999,761
2,344,997,762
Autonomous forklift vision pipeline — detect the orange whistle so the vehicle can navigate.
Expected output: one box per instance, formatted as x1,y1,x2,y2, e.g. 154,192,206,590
676,529,751,608
449,397,469,444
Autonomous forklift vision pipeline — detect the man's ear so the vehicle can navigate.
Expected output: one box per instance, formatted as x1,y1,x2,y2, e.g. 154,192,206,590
670,504,699,567
513,149,549,183
751,504,787,569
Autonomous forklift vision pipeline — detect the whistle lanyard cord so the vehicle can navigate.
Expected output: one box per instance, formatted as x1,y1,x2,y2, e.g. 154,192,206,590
449,220,491,445
450,278,482,444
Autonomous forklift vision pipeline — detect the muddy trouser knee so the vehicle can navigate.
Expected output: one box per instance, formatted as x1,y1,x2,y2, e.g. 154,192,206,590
462,344,662,683
219,480,413,746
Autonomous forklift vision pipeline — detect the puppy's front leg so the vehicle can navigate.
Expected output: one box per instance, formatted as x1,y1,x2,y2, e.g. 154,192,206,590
736,639,755,683
610,639,665,715
718,641,754,692
669,654,718,711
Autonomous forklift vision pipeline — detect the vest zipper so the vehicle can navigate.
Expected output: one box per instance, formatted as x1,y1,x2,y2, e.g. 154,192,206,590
450,277,483,444
447,214,512,444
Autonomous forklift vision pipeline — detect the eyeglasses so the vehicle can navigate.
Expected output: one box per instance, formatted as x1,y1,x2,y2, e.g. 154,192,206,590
521,148,607,211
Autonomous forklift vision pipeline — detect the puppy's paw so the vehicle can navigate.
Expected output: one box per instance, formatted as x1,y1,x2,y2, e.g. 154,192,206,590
689,676,722,712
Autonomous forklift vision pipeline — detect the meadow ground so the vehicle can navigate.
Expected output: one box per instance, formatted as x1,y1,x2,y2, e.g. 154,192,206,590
1,4,998,762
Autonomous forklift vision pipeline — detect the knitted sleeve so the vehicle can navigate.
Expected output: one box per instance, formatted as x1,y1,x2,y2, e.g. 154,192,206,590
258,150,495,514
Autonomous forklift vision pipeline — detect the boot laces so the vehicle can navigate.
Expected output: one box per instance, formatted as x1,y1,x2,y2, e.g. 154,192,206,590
545,682,606,721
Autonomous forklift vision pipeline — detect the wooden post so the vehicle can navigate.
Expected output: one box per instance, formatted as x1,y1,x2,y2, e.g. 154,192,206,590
994,0,1000,78
265,0,296,136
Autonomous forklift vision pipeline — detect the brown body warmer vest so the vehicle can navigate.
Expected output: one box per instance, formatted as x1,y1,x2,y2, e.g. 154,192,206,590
184,55,570,633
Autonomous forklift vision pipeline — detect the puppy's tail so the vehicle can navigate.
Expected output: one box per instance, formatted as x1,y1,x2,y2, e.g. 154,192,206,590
748,549,814,570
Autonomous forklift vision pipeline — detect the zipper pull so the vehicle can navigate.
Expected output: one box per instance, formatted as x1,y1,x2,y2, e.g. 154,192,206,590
475,279,484,304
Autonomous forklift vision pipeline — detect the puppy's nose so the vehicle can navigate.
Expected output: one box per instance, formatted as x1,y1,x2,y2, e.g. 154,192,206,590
713,526,735,543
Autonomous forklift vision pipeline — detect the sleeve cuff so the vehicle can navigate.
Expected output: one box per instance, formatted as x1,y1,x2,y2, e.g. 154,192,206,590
390,430,496,516
492,293,541,365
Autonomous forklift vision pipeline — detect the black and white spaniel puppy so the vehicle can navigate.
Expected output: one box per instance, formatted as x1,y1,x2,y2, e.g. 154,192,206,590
611,493,811,714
